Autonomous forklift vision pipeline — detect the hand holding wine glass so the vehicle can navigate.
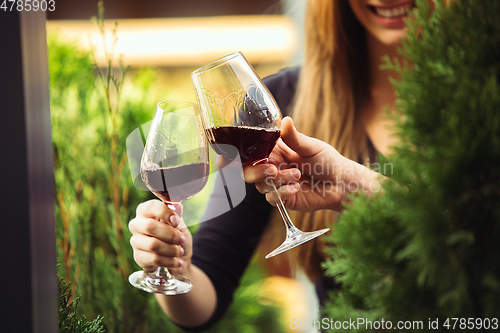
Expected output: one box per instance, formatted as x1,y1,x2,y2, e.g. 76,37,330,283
192,52,330,259
245,116,385,212
129,199,191,273
129,101,209,294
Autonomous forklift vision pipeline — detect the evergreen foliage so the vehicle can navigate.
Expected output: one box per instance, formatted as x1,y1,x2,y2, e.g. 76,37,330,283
323,0,500,331
59,274,105,333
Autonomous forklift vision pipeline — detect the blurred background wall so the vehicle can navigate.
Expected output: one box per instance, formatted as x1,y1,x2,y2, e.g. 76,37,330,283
46,0,283,19
47,0,306,100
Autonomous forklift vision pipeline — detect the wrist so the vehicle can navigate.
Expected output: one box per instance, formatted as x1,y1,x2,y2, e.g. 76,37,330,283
340,156,383,199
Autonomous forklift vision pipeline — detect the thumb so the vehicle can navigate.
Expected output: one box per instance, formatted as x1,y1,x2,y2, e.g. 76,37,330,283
281,116,321,157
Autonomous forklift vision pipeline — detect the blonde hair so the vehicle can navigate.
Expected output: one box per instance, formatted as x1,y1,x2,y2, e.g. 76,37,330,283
267,0,372,281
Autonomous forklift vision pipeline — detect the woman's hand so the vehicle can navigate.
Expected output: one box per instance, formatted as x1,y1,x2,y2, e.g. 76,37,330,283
129,200,192,276
244,117,383,212
129,200,218,327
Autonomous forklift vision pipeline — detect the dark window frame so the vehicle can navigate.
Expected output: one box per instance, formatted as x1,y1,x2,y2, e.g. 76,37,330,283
0,10,58,332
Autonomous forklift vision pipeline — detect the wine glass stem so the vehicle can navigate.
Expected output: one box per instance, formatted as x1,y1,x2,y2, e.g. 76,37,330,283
268,183,299,234
149,266,173,280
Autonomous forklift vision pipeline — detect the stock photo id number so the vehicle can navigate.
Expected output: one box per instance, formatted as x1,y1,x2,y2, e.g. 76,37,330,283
1,0,55,11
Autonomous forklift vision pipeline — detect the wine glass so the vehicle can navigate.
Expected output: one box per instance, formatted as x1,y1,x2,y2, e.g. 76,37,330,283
191,52,329,259
128,101,209,294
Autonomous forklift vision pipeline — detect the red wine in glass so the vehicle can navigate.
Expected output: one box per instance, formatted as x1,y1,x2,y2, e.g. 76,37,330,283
142,163,209,204
208,126,280,165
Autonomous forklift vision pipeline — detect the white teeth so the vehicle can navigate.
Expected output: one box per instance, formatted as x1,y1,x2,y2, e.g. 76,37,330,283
375,4,412,18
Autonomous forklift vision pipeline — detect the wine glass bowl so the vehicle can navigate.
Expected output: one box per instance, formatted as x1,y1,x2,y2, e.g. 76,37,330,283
140,102,210,205
192,52,282,166
129,101,209,294
192,52,329,259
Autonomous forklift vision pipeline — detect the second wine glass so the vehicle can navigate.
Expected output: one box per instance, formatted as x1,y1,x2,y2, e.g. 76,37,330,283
129,101,209,294
191,52,330,259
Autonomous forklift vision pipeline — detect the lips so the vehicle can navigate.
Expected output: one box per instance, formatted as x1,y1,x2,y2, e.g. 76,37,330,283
368,1,415,19
367,1,415,28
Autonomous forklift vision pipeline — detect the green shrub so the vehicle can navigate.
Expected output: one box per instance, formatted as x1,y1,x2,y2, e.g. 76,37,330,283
59,273,105,333
322,0,500,331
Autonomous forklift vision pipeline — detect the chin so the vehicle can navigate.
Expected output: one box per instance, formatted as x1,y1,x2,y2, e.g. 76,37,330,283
377,29,407,46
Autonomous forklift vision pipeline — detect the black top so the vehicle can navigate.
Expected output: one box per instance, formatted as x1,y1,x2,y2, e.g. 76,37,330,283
180,67,368,331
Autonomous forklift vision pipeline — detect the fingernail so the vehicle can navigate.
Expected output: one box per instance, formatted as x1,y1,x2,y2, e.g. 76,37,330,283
179,246,185,256
291,169,301,180
292,182,300,191
179,259,184,268
169,215,179,227
180,234,186,245
265,166,276,177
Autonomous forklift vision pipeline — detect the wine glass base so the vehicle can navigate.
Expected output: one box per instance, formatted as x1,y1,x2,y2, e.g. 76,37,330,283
128,270,193,295
265,228,330,259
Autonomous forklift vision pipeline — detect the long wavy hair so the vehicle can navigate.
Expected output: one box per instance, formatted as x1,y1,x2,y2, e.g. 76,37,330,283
267,0,372,281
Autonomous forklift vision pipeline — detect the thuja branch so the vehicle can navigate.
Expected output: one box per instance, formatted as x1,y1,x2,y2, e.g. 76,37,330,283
90,0,130,278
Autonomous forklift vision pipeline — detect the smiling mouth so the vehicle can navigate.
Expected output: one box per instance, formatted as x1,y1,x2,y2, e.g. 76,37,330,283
368,2,415,19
